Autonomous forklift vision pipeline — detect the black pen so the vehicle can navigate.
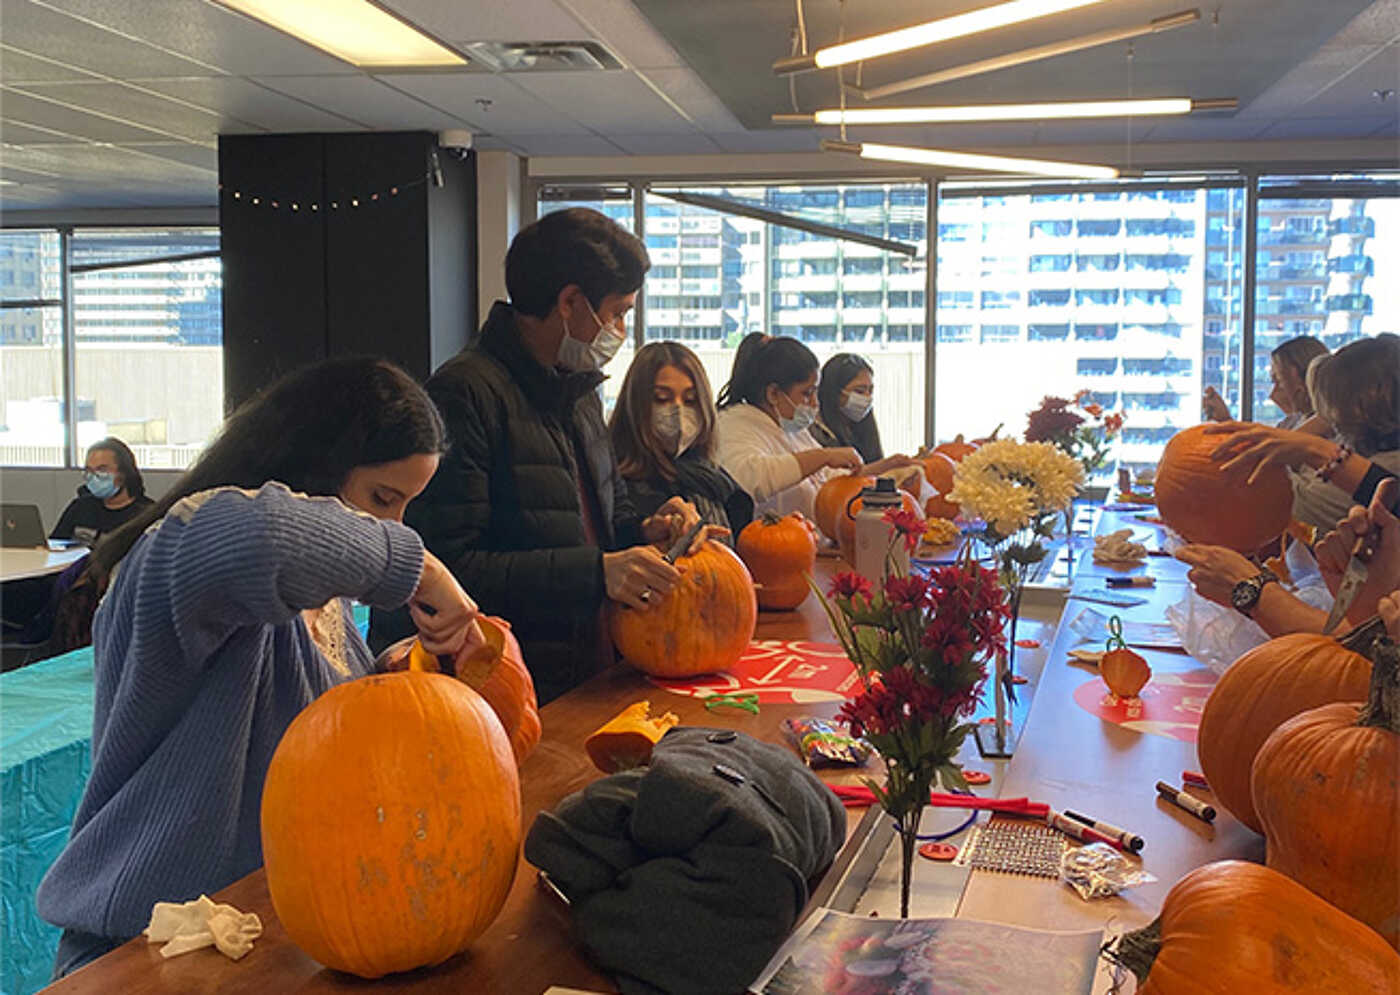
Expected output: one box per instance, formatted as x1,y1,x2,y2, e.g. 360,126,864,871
1064,810,1145,852
1156,781,1216,823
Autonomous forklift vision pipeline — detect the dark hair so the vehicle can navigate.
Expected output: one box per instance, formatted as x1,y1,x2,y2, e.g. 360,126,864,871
816,353,882,462
610,341,717,484
1309,333,1399,456
86,436,145,500
717,333,819,409
58,357,445,647
1270,335,1329,415
506,208,650,318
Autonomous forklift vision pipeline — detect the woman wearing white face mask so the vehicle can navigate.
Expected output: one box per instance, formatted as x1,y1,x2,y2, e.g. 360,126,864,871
810,354,923,481
714,334,870,520
610,342,753,540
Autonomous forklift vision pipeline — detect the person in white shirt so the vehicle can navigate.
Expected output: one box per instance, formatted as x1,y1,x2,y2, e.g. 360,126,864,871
714,334,917,519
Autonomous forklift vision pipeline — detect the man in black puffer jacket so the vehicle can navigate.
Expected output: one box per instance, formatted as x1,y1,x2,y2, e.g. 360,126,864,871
373,209,702,703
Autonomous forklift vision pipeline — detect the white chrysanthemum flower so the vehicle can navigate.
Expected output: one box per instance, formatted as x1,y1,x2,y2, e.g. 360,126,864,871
948,438,1085,532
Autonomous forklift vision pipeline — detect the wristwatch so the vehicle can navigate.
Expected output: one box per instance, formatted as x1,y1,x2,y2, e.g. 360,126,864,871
1231,569,1279,617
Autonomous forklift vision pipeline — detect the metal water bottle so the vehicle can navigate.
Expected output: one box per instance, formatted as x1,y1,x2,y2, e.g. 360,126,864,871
851,477,908,582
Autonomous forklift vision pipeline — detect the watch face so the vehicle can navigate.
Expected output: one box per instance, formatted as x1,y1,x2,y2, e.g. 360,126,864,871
1231,579,1258,612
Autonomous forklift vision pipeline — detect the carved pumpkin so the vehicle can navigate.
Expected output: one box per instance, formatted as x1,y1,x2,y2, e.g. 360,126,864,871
1102,648,1151,698
390,615,541,765
1155,423,1293,551
1252,639,1399,948
611,540,758,678
814,475,874,543
836,489,920,565
1106,860,1400,994
737,511,817,610
585,700,680,773
1197,633,1371,832
261,672,521,978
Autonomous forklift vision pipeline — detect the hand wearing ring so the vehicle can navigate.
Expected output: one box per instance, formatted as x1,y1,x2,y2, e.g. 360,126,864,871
602,545,682,611
640,588,652,604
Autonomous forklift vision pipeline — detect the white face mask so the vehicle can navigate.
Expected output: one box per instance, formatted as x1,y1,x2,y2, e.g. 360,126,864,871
653,402,702,456
840,391,874,422
776,392,818,435
558,301,627,372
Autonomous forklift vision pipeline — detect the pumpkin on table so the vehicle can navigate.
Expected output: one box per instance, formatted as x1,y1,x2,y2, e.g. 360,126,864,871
611,539,758,678
585,700,680,773
1105,860,1400,994
1251,636,1400,948
933,435,977,463
1155,423,1293,551
1101,616,1151,698
737,511,818,610
1196,632,1371,832
920,451,960,521
814,474,874,543
261,672,521,979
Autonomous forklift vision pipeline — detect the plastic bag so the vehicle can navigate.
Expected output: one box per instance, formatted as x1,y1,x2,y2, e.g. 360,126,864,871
782,717,871,768
1060,843,1156,901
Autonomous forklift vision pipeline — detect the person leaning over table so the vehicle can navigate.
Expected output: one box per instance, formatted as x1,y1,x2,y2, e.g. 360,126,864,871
370,208,705,705
810,352,887,463
714,333,919,521
1201,333,1329,430
609,340,753,539
36,357,487,980
51,436,154,545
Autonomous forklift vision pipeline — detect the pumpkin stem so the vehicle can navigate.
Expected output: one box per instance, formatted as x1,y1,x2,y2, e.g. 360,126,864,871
1358,638,1400,733
761,511,785,526
1101,918,1161,986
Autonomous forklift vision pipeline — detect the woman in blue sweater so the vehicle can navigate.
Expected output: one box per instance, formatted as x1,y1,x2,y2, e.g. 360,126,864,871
38,357,485,978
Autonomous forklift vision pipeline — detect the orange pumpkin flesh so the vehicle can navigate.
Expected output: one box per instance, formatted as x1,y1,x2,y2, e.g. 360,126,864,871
1155,423,1293,551
814,475,874,543
1197,633,1371,832
1107,860,1400,994
1101,647,1151,698
261,672,521,979
737,511,817,611
585,700,680,773
611,540,758,678
1252,640,1400,948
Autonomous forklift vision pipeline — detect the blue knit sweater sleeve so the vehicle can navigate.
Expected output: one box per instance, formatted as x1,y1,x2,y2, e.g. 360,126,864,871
150,482,424,664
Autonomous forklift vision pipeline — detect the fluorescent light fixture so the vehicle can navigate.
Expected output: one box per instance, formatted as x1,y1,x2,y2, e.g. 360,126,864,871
212,0,466,68
823,139,1119,179
775,0,1113,74
850,9,1200,99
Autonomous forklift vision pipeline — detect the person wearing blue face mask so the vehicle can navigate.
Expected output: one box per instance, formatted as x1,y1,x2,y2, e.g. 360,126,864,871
51,437,153,545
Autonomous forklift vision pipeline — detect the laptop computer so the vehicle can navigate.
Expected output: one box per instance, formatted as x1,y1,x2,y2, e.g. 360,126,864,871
1,504,48,549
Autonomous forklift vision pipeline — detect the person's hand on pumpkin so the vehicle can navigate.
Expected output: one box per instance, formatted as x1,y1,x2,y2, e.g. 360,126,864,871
604,546,681,611
641,496,701,549
1201,385,1232,422
1317,478,1400,624
1379,590,1400,641
409,551,486,658
1204,421,1335,484
1174,544,1260,608
862,454,921,477
823,447,863,471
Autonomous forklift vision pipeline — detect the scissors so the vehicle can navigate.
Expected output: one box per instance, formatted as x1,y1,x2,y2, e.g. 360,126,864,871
664,519,707,564
1323,525,1380,635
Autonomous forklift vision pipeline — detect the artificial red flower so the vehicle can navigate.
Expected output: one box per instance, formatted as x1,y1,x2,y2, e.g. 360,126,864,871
1104,412,1124,434
884,574,930,612
882,507,927,554
1025,395,1084,443
1083,402,1104,418
829,571,874,601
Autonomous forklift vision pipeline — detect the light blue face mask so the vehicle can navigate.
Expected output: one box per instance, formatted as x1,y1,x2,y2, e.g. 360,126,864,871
777,394,817,435
85,471,118,499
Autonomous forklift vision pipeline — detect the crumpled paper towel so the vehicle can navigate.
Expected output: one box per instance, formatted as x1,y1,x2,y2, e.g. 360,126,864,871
144,894,262,960
1093,528,1148,565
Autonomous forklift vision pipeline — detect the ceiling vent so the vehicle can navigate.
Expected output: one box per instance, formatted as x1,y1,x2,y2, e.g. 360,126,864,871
462,41,622,72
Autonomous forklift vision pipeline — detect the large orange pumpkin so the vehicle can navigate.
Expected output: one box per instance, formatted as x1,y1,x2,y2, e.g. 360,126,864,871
1252,640,1399,948
392,616,541,765
921,451,960,520
814,474,874,542
261,672,521,978
836,489,920,565
1155,423,1293,551
1106,860,1400,994
737,511,817,610
1197,633,1371,832
933,436,977,463
611,540,758,678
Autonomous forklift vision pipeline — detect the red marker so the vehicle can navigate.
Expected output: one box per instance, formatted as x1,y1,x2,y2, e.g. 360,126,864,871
1182,770,1209,790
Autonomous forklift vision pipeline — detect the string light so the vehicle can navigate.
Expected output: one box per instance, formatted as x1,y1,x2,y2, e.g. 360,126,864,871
219,170,432,212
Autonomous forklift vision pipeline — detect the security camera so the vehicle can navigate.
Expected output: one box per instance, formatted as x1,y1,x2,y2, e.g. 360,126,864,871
438,130,473,151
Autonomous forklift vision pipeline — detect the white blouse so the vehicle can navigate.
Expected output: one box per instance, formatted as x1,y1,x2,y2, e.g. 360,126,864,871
715,403,835,519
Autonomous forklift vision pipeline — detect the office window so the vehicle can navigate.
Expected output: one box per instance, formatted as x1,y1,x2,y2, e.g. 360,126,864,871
1077,253,1120,272
1030,254,1072,272
0,230,64,465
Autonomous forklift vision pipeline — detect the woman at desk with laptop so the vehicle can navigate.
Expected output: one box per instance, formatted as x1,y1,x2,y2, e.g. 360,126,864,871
50,437,153,545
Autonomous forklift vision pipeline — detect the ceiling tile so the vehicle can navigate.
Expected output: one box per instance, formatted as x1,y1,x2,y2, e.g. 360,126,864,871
511,70,694,133
1,0,216,78
507,133,624,155
639,68,743,132
608,132,724,154
0,119,88,144
378,72,589,133
14,81,229,142
120,142,220,171
0,87,176,142
1141,117,1275,141
381,0,586,43
137,77,366,131
562,0,684,69
2,143,216,184
0,46,102,83
254,75,471,131
1256,116,1400,139
31,0,356,76
708,130,824,153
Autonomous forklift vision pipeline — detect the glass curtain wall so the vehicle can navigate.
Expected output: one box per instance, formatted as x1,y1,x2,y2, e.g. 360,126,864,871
0,230,65,466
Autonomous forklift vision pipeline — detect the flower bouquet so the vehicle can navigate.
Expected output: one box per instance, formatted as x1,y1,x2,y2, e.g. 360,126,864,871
1025,391,1125,480
810,509,1010,917
947,439,1083,754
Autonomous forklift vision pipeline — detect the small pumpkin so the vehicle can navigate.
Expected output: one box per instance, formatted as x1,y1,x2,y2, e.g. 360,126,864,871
814,475,874,542
393,615,541,765
1251,637,1400,948
1101,616,1151,698
261,672,520,978
1105,860,1400,994
611,540,758,678
933,435,977,463
737,511,817,611
1197,632,1372,832
585,700,680,773
1155,423,1293,551
836,487,920,565
921,451,960,520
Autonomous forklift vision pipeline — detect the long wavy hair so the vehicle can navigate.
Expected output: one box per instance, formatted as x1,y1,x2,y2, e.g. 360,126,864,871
610,341,717,484
815,353,883,462
1309,333,1399,456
